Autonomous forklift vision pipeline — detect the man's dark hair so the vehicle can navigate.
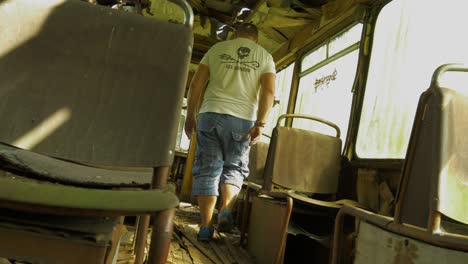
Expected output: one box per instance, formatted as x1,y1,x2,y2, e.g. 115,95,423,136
236,23,258,40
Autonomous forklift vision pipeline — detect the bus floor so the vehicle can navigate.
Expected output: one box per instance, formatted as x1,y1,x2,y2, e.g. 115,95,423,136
117,203,254,264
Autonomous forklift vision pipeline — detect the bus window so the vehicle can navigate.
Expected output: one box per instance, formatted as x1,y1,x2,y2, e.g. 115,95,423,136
301,45,327,71
356,0,468,159
261,62,295,139
294,23,362,146
329,23,363,57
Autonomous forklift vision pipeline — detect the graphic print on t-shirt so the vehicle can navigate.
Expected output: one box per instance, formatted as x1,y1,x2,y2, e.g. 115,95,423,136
219,47,260,72
237,47,250,59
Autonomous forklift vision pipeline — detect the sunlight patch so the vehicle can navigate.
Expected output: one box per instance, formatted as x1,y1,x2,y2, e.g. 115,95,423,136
13,107,71,149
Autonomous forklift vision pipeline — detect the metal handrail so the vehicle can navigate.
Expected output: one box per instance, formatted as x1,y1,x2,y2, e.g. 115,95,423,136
431,63,468,88
276,114,341,138
168,0,194,27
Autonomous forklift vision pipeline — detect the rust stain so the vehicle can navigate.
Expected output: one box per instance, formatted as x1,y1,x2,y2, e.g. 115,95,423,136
392,239,419,264
387,237,393,248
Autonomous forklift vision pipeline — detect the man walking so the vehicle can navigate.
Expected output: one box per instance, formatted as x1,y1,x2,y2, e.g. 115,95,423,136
185,23,276,241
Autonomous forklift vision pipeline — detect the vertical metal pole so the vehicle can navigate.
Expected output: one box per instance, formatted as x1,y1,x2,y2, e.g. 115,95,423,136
240,186,252,245
428,210,441,234
148,208,175,264
276,196,293,264
331,209,346,264
134,215,151,264
135,166,174,264
135,0,143,15
180,132,197,202
147,166,174,264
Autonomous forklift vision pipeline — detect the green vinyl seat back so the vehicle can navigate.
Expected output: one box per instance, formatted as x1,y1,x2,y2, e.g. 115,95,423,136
0,1,193,262
0,0,192,168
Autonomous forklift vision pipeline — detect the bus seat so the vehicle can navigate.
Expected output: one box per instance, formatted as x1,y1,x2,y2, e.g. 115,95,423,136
263,121,341,194
238,140,269,245
244,114,361,264
0,0,193,263
247,141,270,186
400,89,468,229
331,64,468,264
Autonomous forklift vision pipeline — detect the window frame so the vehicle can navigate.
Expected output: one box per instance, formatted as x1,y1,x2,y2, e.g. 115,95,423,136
347,0,407,168
260,61,296,139
292,23,363,147
349,0,464,163
300,23,363,77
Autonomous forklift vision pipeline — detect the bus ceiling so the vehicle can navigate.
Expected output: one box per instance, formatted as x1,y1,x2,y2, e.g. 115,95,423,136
88,0,376,66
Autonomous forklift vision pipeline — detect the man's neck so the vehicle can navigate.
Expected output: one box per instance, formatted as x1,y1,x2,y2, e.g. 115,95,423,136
236,36,257,43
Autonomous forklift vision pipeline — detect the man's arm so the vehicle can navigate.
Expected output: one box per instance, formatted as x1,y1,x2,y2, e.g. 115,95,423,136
246,72,276,145
256,72,276,124
184,64,209,138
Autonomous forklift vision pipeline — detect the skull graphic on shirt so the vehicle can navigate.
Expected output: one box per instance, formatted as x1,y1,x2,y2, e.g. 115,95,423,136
237,47,250,59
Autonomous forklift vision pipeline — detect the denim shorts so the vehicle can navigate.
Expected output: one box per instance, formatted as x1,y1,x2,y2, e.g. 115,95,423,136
192,112,254,196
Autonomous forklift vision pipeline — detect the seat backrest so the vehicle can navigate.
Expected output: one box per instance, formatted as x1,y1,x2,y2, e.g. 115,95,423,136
397,64,468,229
248,141,270,185
0,0,192,168
437,88,468,225
263,115,342,194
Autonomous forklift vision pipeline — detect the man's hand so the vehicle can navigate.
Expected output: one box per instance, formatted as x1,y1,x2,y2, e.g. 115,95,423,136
245,125,263,146
184,115,196,139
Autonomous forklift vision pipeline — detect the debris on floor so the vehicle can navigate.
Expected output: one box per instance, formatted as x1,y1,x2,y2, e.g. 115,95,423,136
170,204,253,264
117,203,253,264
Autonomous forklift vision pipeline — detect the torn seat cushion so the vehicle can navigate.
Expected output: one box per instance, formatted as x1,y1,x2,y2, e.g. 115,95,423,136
0,143,124,262
0,142,152,188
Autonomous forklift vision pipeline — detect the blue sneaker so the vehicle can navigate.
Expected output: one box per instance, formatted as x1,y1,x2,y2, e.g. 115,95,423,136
197,226,214,242
217,210,234,233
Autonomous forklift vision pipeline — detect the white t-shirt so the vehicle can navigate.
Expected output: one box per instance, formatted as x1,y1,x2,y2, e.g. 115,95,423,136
199,38,276,121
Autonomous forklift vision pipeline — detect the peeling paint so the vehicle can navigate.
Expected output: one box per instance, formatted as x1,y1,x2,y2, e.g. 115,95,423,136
392,239,419,264
387,237,393,248
355,223,467,264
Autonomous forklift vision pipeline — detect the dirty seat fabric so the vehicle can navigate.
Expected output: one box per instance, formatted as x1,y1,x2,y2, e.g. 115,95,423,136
0,142,152,188
264,126,342,194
